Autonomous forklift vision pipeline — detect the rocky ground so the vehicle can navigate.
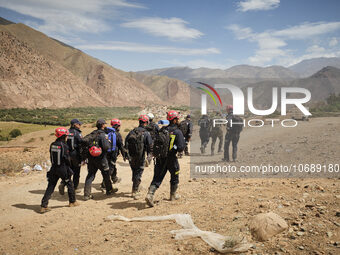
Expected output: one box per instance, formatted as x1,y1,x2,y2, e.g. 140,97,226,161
0,117,339,254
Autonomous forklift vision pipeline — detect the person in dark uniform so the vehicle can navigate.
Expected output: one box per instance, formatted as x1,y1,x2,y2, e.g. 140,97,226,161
40,127,78,213
59,119,83,195
125,115,152,200
198,114,211,154
222,105,243,162
83,119,114,200
100,118,127,192
210,113,223,156
178,114,193,157
145,110,185,207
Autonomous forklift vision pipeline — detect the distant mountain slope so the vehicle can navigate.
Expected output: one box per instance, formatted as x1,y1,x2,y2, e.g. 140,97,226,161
139,65,299,83
0,31,106,109
0,22,162,107
245,66,340,108
127,72,191,106
289,57,340,77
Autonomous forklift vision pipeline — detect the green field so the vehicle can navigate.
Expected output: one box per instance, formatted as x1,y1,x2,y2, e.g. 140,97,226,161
0,106,142,126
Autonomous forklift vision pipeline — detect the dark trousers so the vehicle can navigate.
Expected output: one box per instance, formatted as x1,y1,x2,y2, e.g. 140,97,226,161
70,157,81,189
211,133,223,153
184,137,190,154
150,157,179,188
129,158,145,188
60,157,81,190
108,153,118,182
224,132,240,161
41,170,75,208
84,159,112,196
199,130,210,148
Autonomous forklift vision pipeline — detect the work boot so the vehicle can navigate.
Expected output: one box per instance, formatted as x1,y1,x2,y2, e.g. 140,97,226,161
84,195,93,201
178,152,183,158
170,184,180,201
200,147,204,154
107,187,118,196
221,158,229,162
39,207,51,214
69,201,80,207
145,185,157,207
58,182,65,195
131,183,141,200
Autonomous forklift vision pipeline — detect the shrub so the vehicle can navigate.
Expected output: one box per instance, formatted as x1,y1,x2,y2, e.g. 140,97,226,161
9,129,22,138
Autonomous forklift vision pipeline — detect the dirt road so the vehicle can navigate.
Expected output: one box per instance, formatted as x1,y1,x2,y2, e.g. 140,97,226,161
0,118,339,254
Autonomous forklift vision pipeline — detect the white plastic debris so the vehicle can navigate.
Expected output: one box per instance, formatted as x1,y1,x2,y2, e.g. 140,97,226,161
106,214,253,253
33,164,43,171
22,164,32,173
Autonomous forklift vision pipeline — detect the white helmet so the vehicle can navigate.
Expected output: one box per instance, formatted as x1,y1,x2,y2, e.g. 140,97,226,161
147,113,154,120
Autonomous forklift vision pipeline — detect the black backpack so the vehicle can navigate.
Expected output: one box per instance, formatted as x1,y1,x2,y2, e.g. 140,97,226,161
153,127,170,159
126,128,145,159
199,118,210,129
179,120,189,137
80,131,100,160
230,116,244,133
67,130,75,151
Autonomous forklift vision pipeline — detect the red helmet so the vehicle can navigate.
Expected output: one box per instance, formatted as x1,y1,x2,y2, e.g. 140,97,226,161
167,110,180,121
138,114,149,123
226,105,233,112
55,127,69,138
89,146,102,157
110,118,121,127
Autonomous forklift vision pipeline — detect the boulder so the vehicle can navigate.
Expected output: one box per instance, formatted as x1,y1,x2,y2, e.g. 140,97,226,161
249,212,288,241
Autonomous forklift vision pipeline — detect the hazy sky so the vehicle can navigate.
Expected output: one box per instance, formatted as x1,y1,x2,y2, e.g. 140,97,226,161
1,0,340,71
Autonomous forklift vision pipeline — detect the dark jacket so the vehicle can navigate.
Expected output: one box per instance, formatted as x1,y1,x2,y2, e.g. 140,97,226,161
166,123,185,157
49,139,72,176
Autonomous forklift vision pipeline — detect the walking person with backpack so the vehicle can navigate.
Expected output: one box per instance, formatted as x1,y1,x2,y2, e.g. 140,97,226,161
178,114,193,157
40,127,79,213
145,110,185,207
198,114,211,154
59,119,83,195
210,113,223,156
83,119,115,200
125,115,152,200
222,105,244,162
100,118,127,192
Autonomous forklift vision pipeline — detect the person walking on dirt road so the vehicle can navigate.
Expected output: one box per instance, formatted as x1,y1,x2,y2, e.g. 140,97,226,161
222,105,243,162
125,115,152,200
100,118,127,192
40,127,78,213
145,110,185,207
59,119,83,195
83,119,115,200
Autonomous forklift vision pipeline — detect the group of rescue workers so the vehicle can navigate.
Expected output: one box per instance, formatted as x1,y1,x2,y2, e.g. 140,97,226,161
40,106,242,213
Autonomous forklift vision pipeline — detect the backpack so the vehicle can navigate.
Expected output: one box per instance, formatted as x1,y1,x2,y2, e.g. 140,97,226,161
106,128,117,153
153,127,170,159
145,123,157,141
80,131,100,160
230,116,244,133
67,130,75,151
179,120,189,137
199,118,210,129
126,128,144,159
